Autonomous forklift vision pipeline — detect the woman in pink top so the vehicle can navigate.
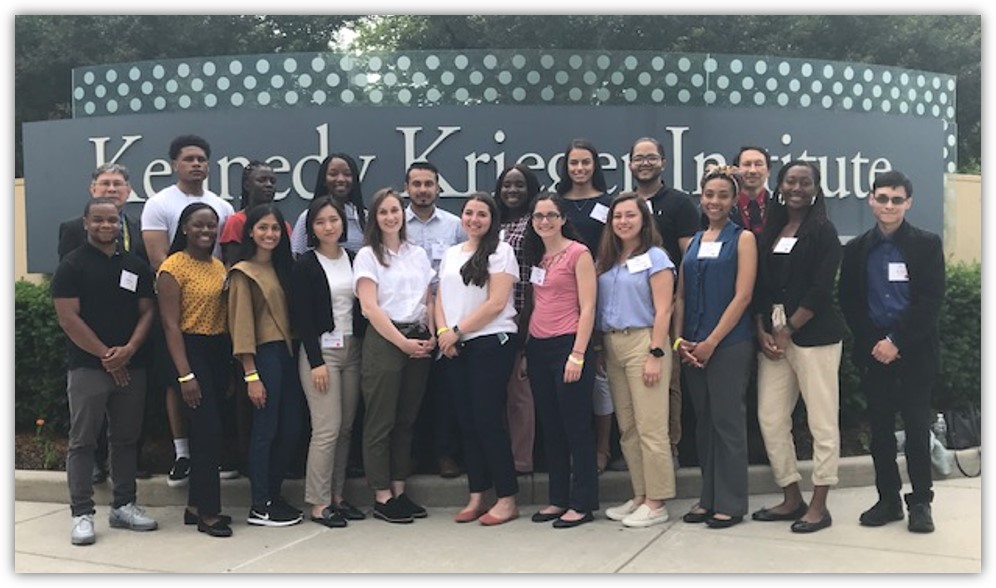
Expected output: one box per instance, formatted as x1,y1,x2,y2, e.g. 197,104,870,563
522,192,599,528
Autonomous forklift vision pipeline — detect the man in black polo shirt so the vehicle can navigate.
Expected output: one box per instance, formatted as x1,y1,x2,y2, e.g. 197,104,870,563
838,170,944,534
629,137,700,470
51,197,159,546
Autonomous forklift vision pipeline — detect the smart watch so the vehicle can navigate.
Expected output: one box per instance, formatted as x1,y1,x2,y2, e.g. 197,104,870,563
649,347,666,358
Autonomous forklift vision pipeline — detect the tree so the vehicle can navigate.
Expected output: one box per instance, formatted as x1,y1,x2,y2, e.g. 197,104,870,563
14,15,360,175
352,15,981,172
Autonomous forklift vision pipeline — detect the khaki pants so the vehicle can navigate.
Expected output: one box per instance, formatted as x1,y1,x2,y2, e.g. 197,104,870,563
299,338,361,507
757,341,842,487
604,328,675,501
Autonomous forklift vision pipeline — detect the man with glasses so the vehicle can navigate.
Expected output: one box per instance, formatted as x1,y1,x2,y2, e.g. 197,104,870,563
629,137,700,473
838,170,944,534
58,163,149,484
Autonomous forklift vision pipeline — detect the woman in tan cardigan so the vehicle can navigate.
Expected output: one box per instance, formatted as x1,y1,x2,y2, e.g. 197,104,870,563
228,204,304,528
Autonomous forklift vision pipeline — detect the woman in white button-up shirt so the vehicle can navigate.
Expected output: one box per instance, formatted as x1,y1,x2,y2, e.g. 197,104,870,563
352,188,437,524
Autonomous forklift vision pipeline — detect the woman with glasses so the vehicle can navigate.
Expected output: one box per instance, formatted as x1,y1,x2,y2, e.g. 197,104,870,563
523,192,599,528
750,160,845,534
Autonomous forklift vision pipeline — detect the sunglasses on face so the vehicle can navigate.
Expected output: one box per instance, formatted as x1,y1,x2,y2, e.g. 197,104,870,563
873,194,908,206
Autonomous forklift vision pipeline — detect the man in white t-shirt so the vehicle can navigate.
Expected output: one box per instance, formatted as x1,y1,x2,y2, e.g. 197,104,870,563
141,134,235,488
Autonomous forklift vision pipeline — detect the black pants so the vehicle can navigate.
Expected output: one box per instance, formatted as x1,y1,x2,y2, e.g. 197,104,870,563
445,334,518,498
526,334,598,513
182,334,232,518
862,355,935,505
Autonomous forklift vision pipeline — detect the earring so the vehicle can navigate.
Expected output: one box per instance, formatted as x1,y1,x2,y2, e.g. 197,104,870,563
811,195,817,205
777,193,785,206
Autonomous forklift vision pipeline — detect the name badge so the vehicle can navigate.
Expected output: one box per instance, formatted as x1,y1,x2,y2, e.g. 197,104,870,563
773,237,798,254
119,269,138,292
888,262,909,282
589,203,609,223
626,253,653,273
499,229,506,241
644,199,654,214
698,241,723,259
320,330,345,349
431,242,448,260
529,266,547,285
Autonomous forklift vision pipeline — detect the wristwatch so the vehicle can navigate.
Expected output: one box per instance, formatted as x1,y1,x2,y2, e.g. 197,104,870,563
649,347,666,358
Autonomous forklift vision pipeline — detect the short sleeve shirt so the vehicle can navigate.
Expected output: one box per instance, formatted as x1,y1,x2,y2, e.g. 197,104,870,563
51,243,155,370
158,251,228,335
140,184,234,258
597,247,675,331
352,243,436,324
438,241,519,340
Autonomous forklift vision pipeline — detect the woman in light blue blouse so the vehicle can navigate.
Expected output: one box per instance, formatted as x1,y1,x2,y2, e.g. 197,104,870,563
595,193,676,528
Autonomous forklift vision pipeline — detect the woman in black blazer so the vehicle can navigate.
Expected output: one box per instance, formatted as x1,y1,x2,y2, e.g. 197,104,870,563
291,196,368,528
749,160,846,534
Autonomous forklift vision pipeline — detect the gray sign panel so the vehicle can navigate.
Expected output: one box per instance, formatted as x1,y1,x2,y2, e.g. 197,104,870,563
24,105,944,273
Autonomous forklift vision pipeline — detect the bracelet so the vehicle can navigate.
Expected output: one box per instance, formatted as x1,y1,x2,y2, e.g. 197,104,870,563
244,372,260,383
672,337,685,351
567,354,585,366
177,373,195,383
436,326,450,336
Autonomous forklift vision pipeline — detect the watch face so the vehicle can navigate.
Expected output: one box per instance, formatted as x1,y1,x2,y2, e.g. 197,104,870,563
650,347,665,357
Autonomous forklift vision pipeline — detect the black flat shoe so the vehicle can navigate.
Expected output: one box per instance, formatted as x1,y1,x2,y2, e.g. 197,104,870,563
185,510,232,526
197,517,233,537
705,514,744,529
552,512,594,528
531,510,566,523
791,511,832,533
682,509,714,524
311,506,348,528
752,502,808,522
335,500,366,521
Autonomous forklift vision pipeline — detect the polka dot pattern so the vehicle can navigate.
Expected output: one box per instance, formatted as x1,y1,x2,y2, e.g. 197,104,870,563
72,51,959,169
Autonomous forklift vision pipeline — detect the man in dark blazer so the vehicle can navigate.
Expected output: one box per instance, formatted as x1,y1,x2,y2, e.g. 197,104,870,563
838,170,945,534
57,163,148,484
58,163,147,263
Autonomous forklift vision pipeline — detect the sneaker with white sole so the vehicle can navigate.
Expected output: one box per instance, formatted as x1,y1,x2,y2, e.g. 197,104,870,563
109,502,159,531
247,501,303,527
605,499,638,521
622,504,670,528
71,513,96,545
167,456,190,488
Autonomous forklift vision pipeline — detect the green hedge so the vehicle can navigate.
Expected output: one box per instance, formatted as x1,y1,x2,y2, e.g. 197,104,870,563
14,262,981,430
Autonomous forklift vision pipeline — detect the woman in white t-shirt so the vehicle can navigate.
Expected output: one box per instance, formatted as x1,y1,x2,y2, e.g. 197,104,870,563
352,188,436,524
435,193,521,526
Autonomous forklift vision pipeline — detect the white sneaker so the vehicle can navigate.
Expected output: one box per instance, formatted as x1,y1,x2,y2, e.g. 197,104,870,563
622,504,670,528
109,502,159,531
71,513,96,545
605,499,638,521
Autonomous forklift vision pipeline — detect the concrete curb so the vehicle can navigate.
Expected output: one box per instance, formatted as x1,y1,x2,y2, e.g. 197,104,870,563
15,448,980,508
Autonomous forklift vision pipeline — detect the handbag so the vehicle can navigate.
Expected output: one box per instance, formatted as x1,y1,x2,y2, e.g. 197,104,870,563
944,405,981,450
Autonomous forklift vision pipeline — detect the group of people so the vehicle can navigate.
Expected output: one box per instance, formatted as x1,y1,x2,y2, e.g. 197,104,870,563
52,132,944,547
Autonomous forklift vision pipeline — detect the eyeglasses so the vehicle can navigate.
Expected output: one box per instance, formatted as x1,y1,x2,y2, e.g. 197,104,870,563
532,212,562,222
873,194,908,206
630,155,662,165
94,180,127,188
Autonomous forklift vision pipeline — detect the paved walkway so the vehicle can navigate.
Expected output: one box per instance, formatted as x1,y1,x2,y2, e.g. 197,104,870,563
14,476,981,573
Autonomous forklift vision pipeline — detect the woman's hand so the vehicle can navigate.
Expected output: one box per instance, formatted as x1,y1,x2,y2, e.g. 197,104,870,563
757,330,783,361
690,339,717,367
677,339,703,368
247,380,267,409
401,338,433,359
438,330,459,355
643,355,662,387
180,379,202,409
563,353,583,383
311,364,329,393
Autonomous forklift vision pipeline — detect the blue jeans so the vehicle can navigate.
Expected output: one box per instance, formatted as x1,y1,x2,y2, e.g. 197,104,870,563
248,342,304,507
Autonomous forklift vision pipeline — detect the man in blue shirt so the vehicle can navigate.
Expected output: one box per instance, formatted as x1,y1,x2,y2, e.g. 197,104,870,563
838,170,945,534
403,162,466,479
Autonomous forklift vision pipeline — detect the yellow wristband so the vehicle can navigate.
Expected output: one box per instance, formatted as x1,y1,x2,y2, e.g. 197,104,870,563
436,326,450,336
177,373,195,383
567,355,585,366
244,372,260,383
672,337,685,352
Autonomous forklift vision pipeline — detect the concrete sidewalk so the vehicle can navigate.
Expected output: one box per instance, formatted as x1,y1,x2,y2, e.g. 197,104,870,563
13,453,983,573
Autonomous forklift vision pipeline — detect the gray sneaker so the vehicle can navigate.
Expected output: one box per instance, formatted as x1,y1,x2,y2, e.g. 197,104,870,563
109,502,158,531
71,513,96,545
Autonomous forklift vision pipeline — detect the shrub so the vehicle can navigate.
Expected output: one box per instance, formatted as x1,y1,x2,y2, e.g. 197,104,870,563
934,261,981,410
15,279,69,432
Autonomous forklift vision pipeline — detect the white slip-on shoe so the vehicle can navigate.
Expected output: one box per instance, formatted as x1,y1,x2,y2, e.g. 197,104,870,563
605,499,638,521
622,503,670,528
